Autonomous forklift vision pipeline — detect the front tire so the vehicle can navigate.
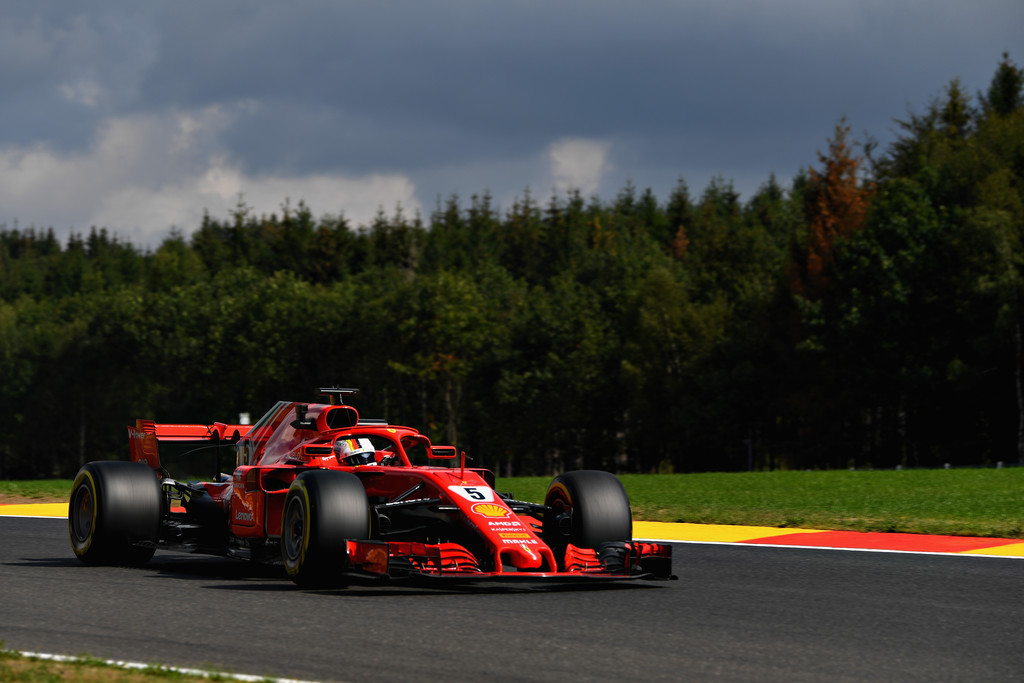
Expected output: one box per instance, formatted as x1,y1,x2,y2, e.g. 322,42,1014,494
68,461,161,566
543,470,632,569
281,470,370,587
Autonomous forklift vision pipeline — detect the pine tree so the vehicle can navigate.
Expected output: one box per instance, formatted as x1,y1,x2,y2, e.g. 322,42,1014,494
981,52,1024,117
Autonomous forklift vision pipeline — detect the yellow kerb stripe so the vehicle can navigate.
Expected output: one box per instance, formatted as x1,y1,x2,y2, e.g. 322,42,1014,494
632,521,826,543
0,503,67,517
961,543,1024,557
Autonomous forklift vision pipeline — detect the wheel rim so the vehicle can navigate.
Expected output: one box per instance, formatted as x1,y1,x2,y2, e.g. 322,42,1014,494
547,492,574,539
282,496,306,564
70,483,94,544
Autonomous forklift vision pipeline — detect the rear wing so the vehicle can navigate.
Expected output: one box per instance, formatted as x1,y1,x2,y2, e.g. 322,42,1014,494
128,419,252,474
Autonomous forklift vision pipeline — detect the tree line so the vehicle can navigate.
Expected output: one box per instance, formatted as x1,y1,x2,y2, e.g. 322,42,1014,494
2,55,1023,478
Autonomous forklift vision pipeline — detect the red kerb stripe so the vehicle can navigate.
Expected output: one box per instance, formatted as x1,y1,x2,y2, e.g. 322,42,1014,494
743,530,1020,553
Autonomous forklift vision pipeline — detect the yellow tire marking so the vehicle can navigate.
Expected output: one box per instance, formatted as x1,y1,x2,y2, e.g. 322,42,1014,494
284,481,312,576
69,470,99,555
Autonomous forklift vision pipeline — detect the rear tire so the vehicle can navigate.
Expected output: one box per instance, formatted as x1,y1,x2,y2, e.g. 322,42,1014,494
543,470,632,569
68,461,161,566
281,470,370,587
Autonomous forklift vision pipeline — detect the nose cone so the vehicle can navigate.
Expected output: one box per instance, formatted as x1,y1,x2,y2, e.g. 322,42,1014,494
501,544,544,570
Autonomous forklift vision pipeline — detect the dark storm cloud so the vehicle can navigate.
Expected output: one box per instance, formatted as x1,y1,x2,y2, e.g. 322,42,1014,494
132,2,1020,182
1,1,1022,243
0,4,154,149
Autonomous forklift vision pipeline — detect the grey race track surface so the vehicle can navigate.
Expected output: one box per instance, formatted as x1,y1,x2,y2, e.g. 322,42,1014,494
2,517,1022,682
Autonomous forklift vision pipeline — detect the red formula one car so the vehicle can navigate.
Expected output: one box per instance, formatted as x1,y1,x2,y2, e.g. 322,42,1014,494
69,388,673,586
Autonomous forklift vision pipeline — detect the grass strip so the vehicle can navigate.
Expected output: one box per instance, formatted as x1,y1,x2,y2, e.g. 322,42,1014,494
0,647,294,682
0,649,212,682
0,479,73,504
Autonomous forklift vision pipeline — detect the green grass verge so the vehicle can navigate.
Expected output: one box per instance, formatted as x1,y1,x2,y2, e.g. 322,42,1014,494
5,468,1023,538
0,647,246,681
0,479,74,502
497,468,1024,539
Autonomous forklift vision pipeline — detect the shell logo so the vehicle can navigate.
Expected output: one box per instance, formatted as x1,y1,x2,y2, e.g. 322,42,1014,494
472,503,511,518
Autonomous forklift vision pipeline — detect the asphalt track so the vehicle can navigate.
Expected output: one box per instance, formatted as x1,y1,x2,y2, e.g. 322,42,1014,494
2,511,1023,681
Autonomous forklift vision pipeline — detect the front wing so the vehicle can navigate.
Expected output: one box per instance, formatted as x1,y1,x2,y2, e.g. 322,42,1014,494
346,539,675,582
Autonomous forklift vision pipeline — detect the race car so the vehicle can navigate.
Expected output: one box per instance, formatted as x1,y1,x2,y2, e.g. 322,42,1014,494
69,387,673,586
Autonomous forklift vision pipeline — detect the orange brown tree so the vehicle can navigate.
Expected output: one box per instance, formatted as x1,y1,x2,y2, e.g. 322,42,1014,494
792,119,875,297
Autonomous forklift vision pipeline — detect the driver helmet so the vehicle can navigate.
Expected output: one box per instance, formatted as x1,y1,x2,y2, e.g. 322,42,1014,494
335,438,377,466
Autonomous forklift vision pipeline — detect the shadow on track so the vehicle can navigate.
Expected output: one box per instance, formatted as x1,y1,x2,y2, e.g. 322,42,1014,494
13,551,670,597
4,557,81,568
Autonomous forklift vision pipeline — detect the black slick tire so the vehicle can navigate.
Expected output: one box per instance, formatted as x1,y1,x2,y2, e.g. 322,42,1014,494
281,470,370,587
543,470,632,569
68,461,161,566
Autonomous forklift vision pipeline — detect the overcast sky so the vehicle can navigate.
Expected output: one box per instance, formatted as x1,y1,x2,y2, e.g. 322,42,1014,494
1,1,1021,248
